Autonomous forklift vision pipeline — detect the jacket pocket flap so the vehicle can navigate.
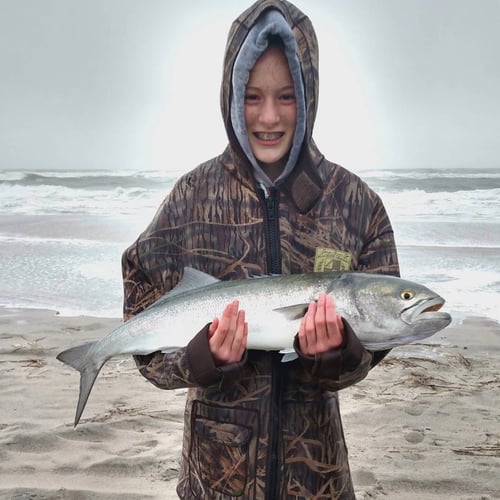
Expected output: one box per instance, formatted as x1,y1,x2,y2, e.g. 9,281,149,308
194,418,251,447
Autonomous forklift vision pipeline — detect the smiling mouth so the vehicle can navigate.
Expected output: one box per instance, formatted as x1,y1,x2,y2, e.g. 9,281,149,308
254,132,284,141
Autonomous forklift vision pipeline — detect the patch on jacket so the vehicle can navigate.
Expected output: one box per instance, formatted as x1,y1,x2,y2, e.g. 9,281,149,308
313,248,352,272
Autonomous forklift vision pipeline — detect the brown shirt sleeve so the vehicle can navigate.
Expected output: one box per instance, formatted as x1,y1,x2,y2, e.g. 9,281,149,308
293,319,373,390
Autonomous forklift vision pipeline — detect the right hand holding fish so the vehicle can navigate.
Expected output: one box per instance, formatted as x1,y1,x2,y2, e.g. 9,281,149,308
298,293,345,355
208,300,248,365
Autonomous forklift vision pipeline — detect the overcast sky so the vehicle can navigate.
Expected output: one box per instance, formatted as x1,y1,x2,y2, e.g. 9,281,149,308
1,0,499,172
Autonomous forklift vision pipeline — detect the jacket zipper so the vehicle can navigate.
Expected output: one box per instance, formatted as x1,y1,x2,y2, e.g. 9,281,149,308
261,187,283,498
263,188,282,275
266,352,283,499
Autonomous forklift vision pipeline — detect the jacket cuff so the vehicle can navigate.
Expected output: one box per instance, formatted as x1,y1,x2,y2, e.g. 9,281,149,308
293,318,366,380
187,324,247,389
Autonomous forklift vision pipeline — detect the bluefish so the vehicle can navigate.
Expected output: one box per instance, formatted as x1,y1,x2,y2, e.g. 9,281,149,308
57,268,451,426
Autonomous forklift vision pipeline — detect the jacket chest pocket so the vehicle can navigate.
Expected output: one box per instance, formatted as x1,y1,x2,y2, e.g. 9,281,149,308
189,401,258,498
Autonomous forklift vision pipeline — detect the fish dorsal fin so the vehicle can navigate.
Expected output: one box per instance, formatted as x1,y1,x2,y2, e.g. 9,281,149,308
167,267,220,298
273,304,309,321
150,268,220,309
249,273,281,279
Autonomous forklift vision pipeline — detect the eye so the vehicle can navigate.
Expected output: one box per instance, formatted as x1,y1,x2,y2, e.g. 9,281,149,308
280,93,296,102
244,93,260,103
401,290,415,300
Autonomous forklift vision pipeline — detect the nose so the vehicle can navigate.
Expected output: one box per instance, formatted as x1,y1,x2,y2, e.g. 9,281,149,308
258,98,280,126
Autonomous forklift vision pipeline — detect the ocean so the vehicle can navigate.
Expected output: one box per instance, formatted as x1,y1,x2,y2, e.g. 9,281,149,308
0,167,499,324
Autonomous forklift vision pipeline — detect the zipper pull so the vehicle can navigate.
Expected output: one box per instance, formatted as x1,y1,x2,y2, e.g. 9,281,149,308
266,192,276,220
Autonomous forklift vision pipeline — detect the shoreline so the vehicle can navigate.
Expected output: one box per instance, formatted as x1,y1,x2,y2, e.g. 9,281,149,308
0,307,498,499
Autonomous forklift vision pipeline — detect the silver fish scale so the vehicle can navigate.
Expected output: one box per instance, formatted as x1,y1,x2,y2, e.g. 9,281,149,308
131,272,350,352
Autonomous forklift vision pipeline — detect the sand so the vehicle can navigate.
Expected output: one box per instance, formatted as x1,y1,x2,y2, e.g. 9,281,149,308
0,307,498,499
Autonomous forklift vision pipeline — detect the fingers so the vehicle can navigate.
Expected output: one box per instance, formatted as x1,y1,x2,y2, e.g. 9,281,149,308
233,308,248,358
298,300,315,355
298,293,344,355
208,317,219,338
209,300,248,365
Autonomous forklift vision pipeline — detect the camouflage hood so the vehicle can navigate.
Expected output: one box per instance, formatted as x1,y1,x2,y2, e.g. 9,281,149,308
220,0,324,212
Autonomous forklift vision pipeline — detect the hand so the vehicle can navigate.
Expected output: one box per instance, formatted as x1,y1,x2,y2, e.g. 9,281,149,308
208,300,248,365
298,293,344,356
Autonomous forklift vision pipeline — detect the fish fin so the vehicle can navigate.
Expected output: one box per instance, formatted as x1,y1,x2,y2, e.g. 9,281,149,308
160,347,182,354
157,267,221,302
273,304,309,321
279,348,298,362
56,342,95,371
182,267,221,287
57,343,103,427
249,273,281,278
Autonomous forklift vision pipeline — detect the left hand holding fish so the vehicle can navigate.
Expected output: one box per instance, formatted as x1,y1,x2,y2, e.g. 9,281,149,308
208,300,248,366
298,293,344,355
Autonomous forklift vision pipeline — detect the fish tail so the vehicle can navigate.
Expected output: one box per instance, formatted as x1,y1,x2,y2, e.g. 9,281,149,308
57,342,94,370
57,342,102,427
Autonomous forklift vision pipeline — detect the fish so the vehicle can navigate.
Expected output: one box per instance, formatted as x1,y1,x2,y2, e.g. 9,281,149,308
57,267,451,426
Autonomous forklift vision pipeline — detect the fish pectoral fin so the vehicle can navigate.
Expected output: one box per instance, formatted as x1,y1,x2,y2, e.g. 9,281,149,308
273,304,309,321
279,348,298,363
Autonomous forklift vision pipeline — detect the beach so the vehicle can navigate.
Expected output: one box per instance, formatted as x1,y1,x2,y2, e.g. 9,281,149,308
0,307,498,499
0,166,499,498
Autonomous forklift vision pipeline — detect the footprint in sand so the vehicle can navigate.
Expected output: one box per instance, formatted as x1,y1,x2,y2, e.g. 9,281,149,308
404,429,425,444
117,440,159,457
404,400,429,416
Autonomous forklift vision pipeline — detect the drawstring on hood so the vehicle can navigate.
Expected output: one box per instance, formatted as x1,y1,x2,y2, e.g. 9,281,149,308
230,9,306,190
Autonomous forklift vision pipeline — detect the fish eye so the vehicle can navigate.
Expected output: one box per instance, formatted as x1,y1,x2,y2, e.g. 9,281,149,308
401,290,415,300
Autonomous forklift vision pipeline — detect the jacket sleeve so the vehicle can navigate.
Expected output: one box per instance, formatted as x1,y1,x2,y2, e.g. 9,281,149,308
133,325,248,391
293,319,373,391
122,239,246,391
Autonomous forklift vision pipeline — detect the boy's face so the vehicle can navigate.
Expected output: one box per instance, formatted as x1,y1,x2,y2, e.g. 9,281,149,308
244,45,297,172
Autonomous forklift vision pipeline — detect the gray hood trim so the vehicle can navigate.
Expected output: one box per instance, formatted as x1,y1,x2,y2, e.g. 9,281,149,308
230,9,306,190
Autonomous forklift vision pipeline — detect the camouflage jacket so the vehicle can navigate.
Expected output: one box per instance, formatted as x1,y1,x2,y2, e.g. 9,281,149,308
122,1,399,498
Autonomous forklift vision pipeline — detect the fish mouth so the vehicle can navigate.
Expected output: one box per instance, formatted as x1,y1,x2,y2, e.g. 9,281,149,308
401,296,452,327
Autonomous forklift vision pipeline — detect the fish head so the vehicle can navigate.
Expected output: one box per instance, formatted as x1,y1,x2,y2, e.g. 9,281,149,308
336,273,452,350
